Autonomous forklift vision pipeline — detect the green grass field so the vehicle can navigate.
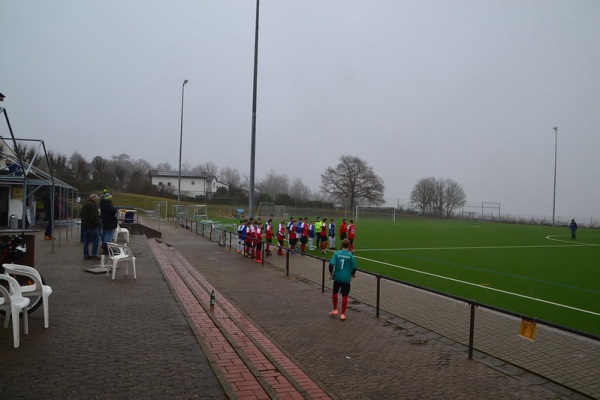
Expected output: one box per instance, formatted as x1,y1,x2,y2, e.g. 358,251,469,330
330,219,600,336
219,217,599,335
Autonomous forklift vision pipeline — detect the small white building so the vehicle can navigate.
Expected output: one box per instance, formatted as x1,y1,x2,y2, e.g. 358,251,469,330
150,170,228,198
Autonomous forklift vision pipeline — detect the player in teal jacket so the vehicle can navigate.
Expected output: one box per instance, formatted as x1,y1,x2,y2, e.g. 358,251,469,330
328,238,357,321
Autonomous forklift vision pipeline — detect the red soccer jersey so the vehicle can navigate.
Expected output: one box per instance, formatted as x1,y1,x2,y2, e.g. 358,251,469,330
347,224,356,239
254,226,262,244
339,222,347,236
265,223,273,239
302,222,309,237
289,223,297,240
245,225,253,243
277,224,285,240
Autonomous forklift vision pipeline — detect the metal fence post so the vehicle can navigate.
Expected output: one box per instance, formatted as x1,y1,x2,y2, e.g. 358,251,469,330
376,275,381,318
468,302,476,360
322,259,326,293
285,249,290,277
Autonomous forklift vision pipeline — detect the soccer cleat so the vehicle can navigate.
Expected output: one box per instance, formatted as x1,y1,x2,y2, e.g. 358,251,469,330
329,309,338,316
236,250,241,253
340,314,346,321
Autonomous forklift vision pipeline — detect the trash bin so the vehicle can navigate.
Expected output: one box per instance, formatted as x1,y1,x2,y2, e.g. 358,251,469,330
9,215,18,229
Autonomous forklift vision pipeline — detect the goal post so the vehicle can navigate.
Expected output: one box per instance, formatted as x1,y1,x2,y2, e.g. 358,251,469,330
355,206,397,222
187,205,208,222
256,202,277,219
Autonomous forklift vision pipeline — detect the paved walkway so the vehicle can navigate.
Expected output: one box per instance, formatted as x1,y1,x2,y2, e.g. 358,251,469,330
0,221,595,399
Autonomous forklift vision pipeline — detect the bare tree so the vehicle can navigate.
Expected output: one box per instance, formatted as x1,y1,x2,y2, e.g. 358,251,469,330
410,177,466,217
410,177,436,214
257,170,289,197
443,178,467,217
156,162,172,171
219,167,241,187
290,177,311,200
320,155,385,210
193,161,218,176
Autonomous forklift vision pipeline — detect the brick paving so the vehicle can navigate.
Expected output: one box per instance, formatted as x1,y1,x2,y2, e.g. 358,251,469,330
0,221,596,399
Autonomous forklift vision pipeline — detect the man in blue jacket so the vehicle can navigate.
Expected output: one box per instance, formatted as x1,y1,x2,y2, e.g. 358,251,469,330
328,239,357,321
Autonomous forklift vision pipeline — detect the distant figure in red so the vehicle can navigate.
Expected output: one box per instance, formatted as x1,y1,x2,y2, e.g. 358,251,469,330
276,220,285,256
347,220,356,253
320,218,329,253
265,218,273,256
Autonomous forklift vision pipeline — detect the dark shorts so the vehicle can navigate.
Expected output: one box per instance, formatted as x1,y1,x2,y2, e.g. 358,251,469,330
333,281,351,296
340,233,347,240
321,234,328,241
290,238,298,246
300,236,308,244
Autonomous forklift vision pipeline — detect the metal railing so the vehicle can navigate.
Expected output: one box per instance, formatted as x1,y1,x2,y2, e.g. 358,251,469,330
221,226,600,399
170,218,600,399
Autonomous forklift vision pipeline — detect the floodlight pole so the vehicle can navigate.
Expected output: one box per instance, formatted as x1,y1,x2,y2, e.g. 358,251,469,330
177,79,188,208
552,127,558,225
248,0,260,219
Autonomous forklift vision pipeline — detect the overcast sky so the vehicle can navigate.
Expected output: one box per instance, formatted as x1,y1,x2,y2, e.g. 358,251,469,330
1,0,599,220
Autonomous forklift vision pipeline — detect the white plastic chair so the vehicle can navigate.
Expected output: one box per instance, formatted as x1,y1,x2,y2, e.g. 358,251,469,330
115,225,130,245
3,264,53,329
106,242,136,280
0,274,30,348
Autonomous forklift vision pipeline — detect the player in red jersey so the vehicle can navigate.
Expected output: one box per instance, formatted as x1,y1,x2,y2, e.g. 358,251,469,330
347,219,356,253
244,219,254,257
288,220,298,252
264,218,273,256
254,221,263,263
320,218,329,253
339,218,348,249
300,217,309,252
276,220,285,255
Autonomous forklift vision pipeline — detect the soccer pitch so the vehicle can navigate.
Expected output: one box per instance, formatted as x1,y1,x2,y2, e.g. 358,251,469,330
351,219,600,336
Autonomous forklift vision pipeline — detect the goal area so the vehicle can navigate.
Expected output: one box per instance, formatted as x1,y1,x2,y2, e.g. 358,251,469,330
355,206,396,222
256,202,286,219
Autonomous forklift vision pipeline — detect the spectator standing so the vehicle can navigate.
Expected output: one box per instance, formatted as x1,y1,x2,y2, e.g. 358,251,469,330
328,239,357,321
81,194,101,260
569,219,578,239
100,194,118,252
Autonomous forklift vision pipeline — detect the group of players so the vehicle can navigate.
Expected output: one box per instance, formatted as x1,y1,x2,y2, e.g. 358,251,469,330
236,215,356,263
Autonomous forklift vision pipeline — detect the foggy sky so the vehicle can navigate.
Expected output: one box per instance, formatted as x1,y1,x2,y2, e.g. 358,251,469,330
1,0,599,220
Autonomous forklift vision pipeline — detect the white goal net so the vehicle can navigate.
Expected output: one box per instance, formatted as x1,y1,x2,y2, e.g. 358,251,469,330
355,206,396,222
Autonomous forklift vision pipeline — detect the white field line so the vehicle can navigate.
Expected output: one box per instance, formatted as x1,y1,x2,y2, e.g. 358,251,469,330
353,237,600,317
360,236,599,252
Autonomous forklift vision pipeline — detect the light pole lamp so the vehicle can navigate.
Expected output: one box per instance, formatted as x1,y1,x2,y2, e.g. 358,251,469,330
178,79,188,208
552,127,558,225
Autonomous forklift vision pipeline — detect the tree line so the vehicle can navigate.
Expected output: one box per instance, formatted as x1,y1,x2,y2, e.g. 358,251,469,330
18,143,466,216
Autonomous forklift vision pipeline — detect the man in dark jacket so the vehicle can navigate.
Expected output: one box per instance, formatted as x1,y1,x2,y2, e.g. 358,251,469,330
100,194,118,253
81,194,100,260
